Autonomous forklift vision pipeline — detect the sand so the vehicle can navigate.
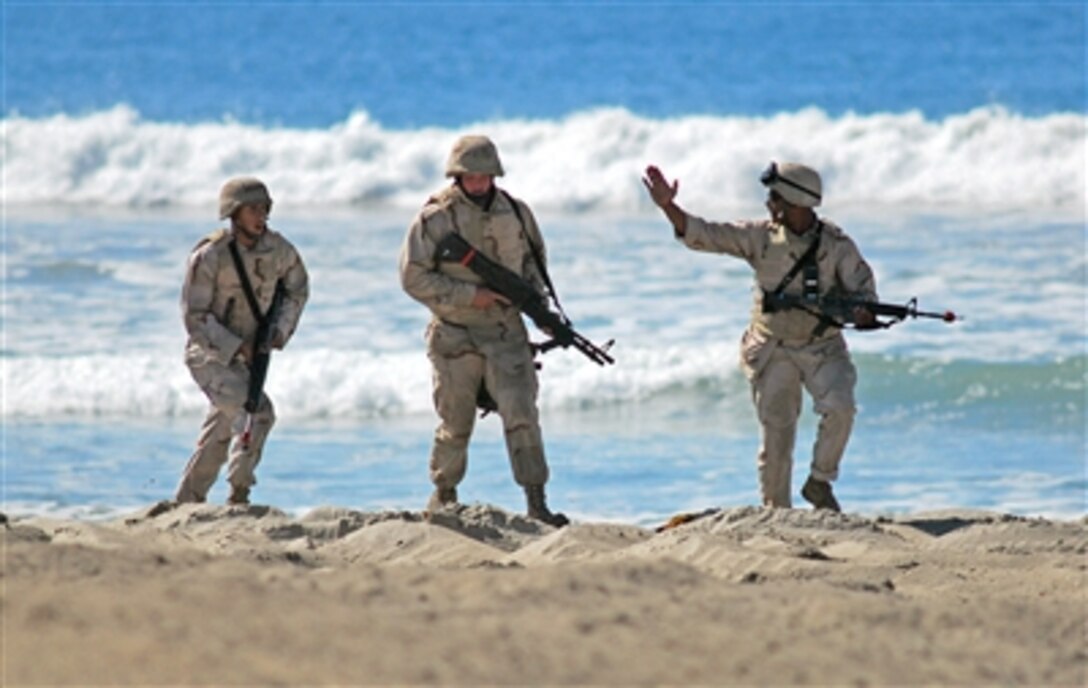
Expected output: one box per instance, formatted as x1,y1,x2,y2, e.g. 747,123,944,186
3,502,1085,686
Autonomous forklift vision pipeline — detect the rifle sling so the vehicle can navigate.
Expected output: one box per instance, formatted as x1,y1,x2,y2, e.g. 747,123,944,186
771,221,823,298
499,190,567,320
227,238,271,325
767,223,844,336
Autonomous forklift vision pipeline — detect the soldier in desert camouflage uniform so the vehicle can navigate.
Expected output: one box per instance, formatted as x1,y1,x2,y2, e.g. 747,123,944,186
175,177,309,505
643,162,878,512
399,135,568,527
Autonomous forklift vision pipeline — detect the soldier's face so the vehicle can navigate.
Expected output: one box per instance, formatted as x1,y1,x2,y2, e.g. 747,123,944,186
766,192,816,233
234,203,269,236
460,174,494,196
765,191,787,223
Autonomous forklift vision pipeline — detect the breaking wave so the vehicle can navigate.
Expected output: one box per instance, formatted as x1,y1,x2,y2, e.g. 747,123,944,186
4,105,1084,216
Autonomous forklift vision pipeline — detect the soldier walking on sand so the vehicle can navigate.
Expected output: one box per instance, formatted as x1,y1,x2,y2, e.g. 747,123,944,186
399,135,568,527
642,162,878,512
175,177,309,505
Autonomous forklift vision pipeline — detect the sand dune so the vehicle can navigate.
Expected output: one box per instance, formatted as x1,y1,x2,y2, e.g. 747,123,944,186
3,503,1085,685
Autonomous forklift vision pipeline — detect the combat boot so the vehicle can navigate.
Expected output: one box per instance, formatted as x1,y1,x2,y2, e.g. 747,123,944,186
801,477,841,512
525,485,569,527
227,485,250,506
426,486,458,513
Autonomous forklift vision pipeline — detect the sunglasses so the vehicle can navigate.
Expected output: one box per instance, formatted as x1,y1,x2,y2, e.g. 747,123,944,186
760,162,821,202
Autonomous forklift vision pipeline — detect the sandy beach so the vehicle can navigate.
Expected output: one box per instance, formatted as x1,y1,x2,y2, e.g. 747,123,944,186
3,502,1085,686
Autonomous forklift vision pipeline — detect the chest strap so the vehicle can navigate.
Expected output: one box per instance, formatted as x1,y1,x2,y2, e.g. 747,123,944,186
766,222,842,337
771,221,823,300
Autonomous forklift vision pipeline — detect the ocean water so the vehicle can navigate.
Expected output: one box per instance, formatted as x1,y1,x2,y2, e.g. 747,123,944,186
3,3,1086,523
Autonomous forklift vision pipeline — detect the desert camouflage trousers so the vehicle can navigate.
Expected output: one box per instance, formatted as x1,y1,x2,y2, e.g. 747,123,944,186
740,329,857,508
175,357,275,502
426,319,549,490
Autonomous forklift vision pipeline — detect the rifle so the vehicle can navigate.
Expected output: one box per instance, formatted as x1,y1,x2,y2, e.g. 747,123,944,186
241,279,287,448
763,291,960,330
434,233,615,366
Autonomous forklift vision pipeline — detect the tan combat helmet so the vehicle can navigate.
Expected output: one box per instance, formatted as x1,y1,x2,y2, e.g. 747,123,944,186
760,162,822,207
218,177,274,219
445,135,505,177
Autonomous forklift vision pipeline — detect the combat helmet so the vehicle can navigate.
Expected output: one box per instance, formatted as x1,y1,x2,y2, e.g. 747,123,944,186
760,162,822,207
445,135,505,178
218,177,274,219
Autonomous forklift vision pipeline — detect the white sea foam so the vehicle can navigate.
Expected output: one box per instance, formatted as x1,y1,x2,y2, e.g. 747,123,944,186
4,107,1084,422
4,105,1084,217
1,344,748,420
4,345,1082,422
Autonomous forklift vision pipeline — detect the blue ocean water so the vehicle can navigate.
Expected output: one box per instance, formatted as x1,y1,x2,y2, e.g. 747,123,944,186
2,2,1085,523
5,2,1084,126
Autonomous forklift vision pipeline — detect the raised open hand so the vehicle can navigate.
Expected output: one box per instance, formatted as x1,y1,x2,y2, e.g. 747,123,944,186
641,165,679,208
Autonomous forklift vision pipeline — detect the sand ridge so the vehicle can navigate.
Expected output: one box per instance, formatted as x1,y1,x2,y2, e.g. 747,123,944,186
4,503,1085,685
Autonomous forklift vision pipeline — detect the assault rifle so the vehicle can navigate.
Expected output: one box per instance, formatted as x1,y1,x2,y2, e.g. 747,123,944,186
241,279,287,448
434,233,615,366
763,291,960,330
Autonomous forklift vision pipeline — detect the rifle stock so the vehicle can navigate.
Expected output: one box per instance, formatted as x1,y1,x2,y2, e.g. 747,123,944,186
435,233,614,365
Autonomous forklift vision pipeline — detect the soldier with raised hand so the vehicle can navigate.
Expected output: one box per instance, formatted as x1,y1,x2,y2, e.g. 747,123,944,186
175,177,309,506
399,135,568,527
642,162,877,512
